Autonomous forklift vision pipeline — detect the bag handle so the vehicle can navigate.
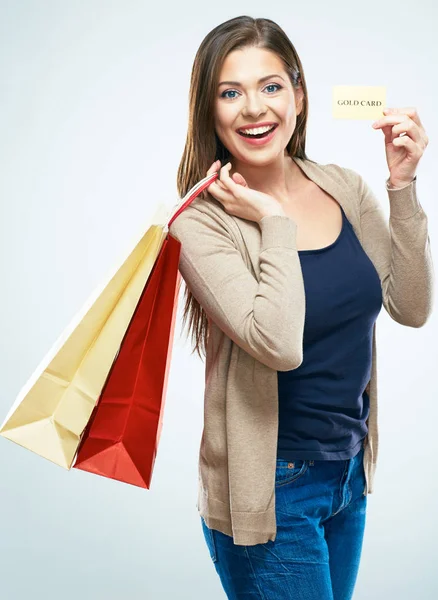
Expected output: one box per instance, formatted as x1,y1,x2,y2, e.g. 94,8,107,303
165,171,219,231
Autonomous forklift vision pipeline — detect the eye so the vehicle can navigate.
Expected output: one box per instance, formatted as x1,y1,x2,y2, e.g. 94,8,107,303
220,83,283,99
265,84,282,93
220,89,239,100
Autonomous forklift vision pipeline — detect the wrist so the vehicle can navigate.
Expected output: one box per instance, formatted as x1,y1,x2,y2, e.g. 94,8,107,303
258,209,287,221
387,176,416,190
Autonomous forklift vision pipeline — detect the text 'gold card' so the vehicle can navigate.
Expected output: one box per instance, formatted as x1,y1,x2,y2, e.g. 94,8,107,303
332,86,387,120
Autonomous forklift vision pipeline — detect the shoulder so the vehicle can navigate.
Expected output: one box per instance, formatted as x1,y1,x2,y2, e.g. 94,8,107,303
298,158,368,209
168,192,237,244
303,158,363,190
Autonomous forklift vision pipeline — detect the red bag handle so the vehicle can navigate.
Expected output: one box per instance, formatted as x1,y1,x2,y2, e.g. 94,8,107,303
166,171,219,230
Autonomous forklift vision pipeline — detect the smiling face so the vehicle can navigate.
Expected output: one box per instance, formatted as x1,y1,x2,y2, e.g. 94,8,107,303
214,46,304,166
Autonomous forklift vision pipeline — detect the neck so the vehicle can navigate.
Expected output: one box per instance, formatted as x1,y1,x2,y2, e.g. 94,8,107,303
229,153,309,203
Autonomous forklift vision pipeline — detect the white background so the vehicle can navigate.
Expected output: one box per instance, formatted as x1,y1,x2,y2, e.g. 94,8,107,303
0,1,437,598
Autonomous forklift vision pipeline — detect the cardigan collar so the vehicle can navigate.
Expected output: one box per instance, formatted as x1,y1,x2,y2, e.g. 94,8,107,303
227,157,363,281
292,157,361,242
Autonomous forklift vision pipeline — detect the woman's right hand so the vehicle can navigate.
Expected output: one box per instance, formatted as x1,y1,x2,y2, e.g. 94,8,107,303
205,160,286,223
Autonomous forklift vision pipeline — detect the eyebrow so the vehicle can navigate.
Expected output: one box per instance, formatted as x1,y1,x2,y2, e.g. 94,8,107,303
218,74,285,87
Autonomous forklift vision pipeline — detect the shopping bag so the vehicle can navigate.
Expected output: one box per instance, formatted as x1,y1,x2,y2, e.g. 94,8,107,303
0,170,219,475
0,205,170,468
73,171,219,488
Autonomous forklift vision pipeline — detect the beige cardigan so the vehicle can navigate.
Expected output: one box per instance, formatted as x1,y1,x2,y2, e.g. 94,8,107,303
169,157,434,546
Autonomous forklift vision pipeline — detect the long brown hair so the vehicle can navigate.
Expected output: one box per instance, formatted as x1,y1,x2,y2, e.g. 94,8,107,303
176,15,312,362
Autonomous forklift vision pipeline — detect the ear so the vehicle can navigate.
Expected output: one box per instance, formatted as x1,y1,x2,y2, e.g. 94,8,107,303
295,86,305,116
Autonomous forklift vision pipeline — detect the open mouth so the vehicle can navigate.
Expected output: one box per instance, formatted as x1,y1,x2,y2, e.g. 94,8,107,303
237,124,278,139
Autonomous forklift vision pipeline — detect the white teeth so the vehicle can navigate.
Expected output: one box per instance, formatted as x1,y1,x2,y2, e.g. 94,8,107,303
239,125,276,136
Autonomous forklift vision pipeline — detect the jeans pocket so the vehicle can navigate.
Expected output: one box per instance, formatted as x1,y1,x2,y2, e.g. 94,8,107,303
201,516,218,563
275,458,308,488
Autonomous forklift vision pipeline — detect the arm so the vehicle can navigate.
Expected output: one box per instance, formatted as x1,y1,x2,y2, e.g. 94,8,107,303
169,206,305,371
351,170,434,327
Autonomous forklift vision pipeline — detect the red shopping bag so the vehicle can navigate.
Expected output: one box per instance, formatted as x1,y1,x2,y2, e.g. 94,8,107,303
73,170,219,488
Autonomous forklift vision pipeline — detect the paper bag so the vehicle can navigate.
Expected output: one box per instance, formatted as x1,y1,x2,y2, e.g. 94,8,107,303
0,205,169,468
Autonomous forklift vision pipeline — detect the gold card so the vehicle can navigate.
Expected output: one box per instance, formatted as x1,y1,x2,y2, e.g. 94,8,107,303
332,86,387,120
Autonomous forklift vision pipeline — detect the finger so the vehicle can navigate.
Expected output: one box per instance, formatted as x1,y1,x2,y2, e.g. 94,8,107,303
206,159,221,176
382,107,423,129
206,161,229,199
216,179,228,191
379,124,395,146
233,172,248,186
392,134,420,157
385,107,423,129
378,117,420,144
373,114,406,129
218,162,241,194
391,119,422,144
374,115,414,145
207,180,234,205
213,165,228,191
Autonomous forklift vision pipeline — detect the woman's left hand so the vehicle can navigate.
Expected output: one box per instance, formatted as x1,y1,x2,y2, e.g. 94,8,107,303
372,107,429,188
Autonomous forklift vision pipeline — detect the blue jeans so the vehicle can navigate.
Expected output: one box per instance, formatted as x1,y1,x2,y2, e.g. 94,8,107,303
201,443,367,599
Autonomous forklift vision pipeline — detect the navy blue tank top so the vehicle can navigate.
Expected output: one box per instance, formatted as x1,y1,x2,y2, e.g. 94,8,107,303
277,204,383,461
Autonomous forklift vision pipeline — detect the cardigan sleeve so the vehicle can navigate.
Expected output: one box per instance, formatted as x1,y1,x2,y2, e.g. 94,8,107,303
169,205,305,371
349,169,434,327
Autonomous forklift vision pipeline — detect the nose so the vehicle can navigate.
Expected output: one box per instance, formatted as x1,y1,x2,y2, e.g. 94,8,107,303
242,93,267,118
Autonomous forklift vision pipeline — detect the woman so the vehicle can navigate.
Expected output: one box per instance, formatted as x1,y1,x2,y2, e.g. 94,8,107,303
169,15,433,600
